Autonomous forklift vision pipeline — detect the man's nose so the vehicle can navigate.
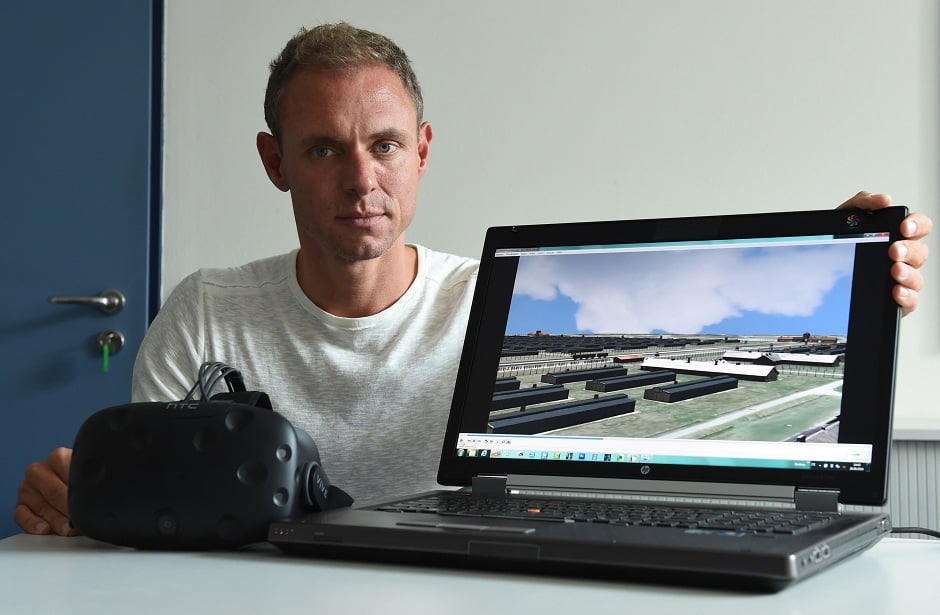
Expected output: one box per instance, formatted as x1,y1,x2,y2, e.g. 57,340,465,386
342,151,376,197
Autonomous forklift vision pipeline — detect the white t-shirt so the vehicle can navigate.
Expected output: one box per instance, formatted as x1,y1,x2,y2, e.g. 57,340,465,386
131,245,479,503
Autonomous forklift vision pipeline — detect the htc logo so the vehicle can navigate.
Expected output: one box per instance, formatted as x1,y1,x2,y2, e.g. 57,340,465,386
165,402,200,410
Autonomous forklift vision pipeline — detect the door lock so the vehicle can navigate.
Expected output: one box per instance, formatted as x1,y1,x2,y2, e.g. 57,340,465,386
97,330,125,373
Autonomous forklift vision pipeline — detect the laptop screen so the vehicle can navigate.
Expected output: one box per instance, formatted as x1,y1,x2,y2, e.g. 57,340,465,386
438,208,905,505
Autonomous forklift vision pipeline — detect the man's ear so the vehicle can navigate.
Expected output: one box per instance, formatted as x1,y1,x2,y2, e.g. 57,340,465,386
256,132,290,192
416,121,432,178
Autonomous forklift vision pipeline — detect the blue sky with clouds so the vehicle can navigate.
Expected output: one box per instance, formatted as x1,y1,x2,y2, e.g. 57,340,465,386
505,243,855,336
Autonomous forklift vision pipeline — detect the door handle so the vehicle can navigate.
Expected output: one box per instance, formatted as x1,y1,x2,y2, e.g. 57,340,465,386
48,289,125,314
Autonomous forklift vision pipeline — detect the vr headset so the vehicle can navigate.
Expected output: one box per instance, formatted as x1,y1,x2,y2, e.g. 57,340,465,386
69,380,352,550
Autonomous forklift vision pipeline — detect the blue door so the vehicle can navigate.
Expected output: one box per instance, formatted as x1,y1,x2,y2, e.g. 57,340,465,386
0,1,160,537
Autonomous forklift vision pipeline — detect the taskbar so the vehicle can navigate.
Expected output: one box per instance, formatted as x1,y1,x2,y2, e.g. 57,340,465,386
455,433,872,472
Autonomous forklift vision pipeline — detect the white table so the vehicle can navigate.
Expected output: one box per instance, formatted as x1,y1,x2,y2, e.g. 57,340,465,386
0,535,937,613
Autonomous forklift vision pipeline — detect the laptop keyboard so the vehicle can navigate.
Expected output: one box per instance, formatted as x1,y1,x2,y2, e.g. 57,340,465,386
375,493,838,535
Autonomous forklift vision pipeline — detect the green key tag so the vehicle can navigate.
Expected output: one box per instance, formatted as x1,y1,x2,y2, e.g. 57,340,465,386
102,342,110,374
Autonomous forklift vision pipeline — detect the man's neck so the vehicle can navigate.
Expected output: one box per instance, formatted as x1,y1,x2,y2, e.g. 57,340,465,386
295,243,418,318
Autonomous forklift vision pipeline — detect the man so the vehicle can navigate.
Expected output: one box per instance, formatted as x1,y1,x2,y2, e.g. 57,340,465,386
15,22,932,537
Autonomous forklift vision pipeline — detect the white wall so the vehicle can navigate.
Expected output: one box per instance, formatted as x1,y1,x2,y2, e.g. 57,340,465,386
163,0,938,426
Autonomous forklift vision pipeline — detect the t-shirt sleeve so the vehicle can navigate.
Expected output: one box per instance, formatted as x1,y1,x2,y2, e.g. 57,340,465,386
130,273,206,402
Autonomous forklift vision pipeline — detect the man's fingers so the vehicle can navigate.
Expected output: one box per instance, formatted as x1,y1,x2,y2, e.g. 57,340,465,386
894,285,919,318
17,452,76,536
12,448,77,536
14,480,74,536
44,447,73,483
838,192,931,317
837,190,892,210
13,498,52,535
891,239,930,270
892,261,924,292
23,459,69,515
900,212,933,241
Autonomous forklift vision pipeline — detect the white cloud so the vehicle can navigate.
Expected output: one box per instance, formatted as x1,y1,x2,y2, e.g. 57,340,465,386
512,244,854,333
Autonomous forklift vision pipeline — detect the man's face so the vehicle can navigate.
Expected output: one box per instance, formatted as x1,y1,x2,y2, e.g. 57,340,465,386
263,64,430,263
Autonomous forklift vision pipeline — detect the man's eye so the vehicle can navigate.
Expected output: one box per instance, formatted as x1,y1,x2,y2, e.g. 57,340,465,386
375,143,398,154
311,147,334,158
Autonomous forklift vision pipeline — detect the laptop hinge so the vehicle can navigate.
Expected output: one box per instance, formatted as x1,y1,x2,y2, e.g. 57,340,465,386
471,475,508,497
505,475,797,506
794,488,841,513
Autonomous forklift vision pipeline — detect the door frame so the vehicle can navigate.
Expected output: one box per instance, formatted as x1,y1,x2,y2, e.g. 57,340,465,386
148,0,164,320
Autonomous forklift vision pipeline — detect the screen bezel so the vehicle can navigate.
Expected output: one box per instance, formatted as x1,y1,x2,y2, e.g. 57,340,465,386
438,207,906,506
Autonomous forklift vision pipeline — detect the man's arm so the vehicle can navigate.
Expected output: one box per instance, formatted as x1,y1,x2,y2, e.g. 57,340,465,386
838,191,932,317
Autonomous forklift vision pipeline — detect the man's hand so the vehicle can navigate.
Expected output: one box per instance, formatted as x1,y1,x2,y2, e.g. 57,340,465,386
838,191,932,317
14,447,78,536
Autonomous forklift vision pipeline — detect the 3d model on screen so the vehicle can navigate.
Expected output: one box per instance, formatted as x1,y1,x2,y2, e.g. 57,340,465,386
491,243,855,443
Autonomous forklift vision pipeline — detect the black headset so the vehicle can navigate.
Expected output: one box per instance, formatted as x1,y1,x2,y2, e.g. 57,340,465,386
69,374,353,550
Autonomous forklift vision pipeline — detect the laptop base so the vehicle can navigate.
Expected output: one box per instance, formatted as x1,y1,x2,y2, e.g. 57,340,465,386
270,504,890,593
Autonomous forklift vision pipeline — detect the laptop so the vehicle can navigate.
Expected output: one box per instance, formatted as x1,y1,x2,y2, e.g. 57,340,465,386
269,206,906,591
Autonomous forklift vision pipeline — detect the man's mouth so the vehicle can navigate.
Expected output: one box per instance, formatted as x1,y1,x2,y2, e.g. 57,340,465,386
338,212,386,228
